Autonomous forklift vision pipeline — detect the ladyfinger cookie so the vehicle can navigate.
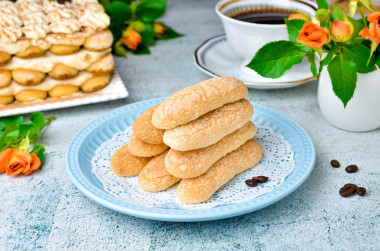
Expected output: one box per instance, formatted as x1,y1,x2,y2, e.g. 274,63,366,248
152,77,248,129
165,121,256,178
12,69,46,86
110,144,152,177
0,95,14,105
0,52,11,67
177,139,263,204
163,99,253,151
48,85,79,98
0,70,11,88
132,105,165,145
15,90,47,102
128,133,169,157
81,74,111,93
15,46,45,59
138,151,181,192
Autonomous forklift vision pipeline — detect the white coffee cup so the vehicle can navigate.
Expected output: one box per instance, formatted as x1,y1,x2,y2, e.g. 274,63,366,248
215,0,317,60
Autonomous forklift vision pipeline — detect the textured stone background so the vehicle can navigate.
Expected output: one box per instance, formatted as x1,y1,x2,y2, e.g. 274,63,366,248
1,0,379,250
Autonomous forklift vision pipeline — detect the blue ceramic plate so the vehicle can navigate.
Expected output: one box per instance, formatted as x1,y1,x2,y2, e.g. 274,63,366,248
66,98,315,222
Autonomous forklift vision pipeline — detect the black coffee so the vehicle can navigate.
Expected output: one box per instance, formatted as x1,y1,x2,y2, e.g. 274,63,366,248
230,9,294,25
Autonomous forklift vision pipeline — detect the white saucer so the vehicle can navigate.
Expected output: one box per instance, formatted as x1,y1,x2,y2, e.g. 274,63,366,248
194,35,316,89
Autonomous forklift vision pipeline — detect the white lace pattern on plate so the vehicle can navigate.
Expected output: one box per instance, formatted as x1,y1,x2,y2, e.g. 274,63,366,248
92,124,295,210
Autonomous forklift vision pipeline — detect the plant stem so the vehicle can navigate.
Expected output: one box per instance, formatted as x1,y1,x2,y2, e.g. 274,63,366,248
358,3,368,27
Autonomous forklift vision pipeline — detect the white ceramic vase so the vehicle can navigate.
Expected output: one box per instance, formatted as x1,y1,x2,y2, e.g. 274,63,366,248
318,69,380,132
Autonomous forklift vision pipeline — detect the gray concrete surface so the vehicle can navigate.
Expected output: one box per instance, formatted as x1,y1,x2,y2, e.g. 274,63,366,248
0,0,379,250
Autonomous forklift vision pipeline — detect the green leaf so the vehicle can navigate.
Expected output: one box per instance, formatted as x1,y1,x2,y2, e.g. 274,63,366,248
285,19,305,42
130,1,138,14
306,52,318,77
140,23,155,45
19,124,34,139
0,116,26,130
0,113,55,151
155,23,183,40
319,49,336,74
32,145,45,166
319,20,330,28
331,4,345,21
4,130,19,146
0,116,25,142
107,1,132,42
0,113,54,154
25,113,55,144
246,41,306,79
44,116,56,127
0,124,19,150
135,0,167,23
342,44,376,73
327,53,357,107
347,16,365,43
130,43,151,55
376,57,380,68
30,112,45,131
115,0,133,4
316,0,329,10
285,19,310,53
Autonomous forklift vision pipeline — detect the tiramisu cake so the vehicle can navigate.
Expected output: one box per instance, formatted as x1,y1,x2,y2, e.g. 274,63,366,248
0,0,114,105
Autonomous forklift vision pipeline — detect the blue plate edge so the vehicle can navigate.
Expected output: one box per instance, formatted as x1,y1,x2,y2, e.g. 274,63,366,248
65,98,316,222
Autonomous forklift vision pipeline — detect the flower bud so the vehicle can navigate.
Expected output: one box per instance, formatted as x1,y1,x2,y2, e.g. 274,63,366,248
349,1,358,17
288,13,309,21
153,23,165,35
349,0,377,17
133,21,146,33
315,9,330,22
122,29,142,50
331,20,354,42
114,42,126,57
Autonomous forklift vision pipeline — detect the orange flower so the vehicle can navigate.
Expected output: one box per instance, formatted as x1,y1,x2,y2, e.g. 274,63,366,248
297,21,329,48
0,148,14,173
153,23,165,35
122,29,142,50
22,153,41,176
359,12,380,43
0,148,41,176
288,13,309,21
332,20,354,42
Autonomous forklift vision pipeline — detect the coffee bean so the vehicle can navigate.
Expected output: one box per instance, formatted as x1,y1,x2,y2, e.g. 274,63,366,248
355,187,366,196
345,165,358,173
252,176,269,183
343,183,358,190
339,186,355,197
245,179,257,187
330,160,340,168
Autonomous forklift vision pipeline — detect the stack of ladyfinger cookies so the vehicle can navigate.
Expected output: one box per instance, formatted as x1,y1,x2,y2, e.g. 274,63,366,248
111,77,263,204
0,0,113,105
